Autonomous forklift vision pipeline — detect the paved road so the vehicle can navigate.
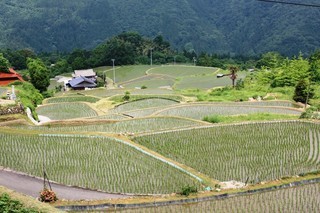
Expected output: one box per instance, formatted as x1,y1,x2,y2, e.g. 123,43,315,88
0,169,130,200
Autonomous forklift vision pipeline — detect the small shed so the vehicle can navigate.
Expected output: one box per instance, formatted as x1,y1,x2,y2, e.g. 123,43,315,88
67,76,97,90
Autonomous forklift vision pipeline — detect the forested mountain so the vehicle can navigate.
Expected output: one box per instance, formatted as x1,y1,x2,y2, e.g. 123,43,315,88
1,0,320,55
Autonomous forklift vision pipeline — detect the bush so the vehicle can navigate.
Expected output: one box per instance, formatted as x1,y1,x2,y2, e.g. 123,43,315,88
203,115,221,123
96,76,105,87
141,85,147,89
235,79,244,90
0,193,38,213
300,106,320,119
122,91,131,101
180,185,198,196
42,90,54,99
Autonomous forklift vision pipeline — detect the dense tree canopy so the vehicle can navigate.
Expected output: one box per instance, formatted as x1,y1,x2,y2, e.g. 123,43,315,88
27,58,50,93
0,53,11,72
1,1,320,55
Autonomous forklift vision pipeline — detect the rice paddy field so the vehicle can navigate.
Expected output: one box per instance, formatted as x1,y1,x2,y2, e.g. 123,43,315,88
45,96,100,104
134,121,320,182
101,65,151,83
36,103,98,120
116,183,320,213
0,132,199,194
148,66,217,77
154,104,301,120
110,98,179,113
14,117,207,134
174,72,247,90
2,65,319,212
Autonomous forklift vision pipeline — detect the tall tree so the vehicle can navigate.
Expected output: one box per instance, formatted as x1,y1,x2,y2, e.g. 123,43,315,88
293,79,314,104
27,58,50,93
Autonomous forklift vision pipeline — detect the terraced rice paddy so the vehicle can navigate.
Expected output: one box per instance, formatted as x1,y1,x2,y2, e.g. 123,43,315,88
0,132,199,194
3,65,319,211
111,98,179,113
45,96,100,104
154,104,301,120
15,117,206,134
109,94,184,103
175,72,246,90
119,183,320,213
89,114,129,120
134,121,320,182
36,103,98,120
103,65,151,83
149,66,217,77
122,107,163,118
123,78,175,89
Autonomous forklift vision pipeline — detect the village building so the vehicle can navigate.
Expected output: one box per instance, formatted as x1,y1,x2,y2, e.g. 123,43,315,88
0,68,24,86
67,76,97,90
72,69,97,82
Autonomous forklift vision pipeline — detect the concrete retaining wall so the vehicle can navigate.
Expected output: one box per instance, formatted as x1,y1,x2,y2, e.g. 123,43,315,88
56,177,320,211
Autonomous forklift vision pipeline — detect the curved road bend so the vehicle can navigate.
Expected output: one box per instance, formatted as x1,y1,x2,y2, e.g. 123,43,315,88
0,169,130,200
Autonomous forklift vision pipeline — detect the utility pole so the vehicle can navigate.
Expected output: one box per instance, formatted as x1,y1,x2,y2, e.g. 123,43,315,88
193,57,197,66
112,59,115,85
150,48,153,66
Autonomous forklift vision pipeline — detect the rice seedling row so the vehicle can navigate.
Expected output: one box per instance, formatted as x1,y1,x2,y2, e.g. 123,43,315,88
15,117,206,134
149,66,217,77
119,183,320,213
45,96,100,104
134,121,320,182
36,103,98,120
0,132,200,194
111,98,179,113
121,74,174,85
129,89,174,95
122,79,175,89
107,65,151,83
89,114,129,120
123,107,164,118
154,105,301,120
230,100,300,108
109,94,184,103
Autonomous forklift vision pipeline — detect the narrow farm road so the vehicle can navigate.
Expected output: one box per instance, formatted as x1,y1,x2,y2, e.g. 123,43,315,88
0,169,130,200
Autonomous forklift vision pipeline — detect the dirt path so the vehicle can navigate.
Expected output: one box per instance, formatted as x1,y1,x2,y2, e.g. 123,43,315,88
0,169,130,200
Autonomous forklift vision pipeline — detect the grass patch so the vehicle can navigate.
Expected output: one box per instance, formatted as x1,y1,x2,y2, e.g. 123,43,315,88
203,113,300,124
195,86,294,102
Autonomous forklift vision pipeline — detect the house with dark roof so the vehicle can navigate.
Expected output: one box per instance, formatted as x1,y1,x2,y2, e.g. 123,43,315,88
0,68,24,86
67,76,97,90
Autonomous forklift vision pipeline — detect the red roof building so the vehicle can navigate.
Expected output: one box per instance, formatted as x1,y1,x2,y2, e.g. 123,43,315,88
0,68,24,86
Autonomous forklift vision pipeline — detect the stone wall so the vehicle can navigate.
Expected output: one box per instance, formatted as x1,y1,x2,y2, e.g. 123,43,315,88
0,104,25,115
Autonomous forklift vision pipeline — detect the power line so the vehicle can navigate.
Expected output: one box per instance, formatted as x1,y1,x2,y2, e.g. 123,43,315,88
257,0,320,8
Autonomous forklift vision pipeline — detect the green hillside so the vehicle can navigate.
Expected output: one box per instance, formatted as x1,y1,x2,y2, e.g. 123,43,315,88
0,0,320,55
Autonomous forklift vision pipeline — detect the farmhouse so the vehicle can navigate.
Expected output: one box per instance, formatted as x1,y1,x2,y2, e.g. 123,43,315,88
72,69,97,82
0,68,24,86
67,76,97,90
